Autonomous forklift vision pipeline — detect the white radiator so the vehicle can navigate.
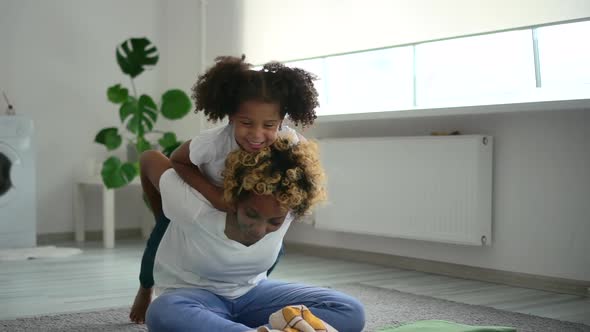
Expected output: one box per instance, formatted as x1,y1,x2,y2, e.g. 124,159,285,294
315,135,493,246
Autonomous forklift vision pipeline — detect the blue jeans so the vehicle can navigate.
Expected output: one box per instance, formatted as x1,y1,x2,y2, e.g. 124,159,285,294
146,279,365,332
139,214,284,288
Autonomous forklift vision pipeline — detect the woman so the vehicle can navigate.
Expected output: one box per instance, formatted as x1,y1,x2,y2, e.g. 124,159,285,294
139,137,365,332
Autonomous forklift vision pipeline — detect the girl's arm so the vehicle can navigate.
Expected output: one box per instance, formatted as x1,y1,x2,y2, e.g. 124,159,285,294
170,141,232,212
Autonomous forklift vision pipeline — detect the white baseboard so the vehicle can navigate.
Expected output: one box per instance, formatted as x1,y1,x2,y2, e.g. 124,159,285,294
37,228,143,245
285,242,590,297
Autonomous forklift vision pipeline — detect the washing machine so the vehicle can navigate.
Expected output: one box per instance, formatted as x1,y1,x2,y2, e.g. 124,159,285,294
0,115,37,249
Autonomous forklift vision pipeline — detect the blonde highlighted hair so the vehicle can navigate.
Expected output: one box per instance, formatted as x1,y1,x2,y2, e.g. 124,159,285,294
222,137,326,217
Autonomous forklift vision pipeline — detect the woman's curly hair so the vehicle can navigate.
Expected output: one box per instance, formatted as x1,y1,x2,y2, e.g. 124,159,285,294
222,137,326,218
192,55,319,127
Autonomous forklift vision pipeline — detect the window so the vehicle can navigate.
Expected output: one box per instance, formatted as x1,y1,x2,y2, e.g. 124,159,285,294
323,47,414,115
415,30,536,107
281,20,590,117
537,20,590,89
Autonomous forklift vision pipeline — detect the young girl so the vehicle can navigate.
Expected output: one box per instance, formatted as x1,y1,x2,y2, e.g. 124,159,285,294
130,55,320,324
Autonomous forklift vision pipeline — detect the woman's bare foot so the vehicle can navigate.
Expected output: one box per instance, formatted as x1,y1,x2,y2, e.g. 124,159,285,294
129,286,152,324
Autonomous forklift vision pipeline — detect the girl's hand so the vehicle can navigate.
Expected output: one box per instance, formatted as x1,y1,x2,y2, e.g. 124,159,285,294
212,187,235,213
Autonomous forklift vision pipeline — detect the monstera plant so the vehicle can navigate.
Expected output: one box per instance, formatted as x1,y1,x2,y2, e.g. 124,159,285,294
94,37,191,189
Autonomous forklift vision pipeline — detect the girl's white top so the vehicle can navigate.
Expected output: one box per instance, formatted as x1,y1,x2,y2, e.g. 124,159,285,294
189,123,298,186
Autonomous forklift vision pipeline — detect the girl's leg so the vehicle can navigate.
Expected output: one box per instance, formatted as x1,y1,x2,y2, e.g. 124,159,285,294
234,280,365,332
138,213,170,289
130,213,171,323
138,150,172,216
146,288,253,332
130,150,173,323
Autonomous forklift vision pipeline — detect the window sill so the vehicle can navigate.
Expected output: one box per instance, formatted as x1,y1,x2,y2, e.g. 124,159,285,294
315,98,590,124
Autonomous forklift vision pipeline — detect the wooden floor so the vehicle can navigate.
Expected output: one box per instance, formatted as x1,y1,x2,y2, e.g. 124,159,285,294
0,239,588,326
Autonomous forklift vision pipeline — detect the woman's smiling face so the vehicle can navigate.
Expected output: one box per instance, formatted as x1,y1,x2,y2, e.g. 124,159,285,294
233,193,287,246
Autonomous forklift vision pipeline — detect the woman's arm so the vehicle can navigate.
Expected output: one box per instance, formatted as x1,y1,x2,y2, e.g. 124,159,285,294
139,150,172,218
170,141,231,212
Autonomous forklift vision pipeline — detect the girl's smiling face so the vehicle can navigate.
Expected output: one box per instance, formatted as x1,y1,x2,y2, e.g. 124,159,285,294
230,100,283,152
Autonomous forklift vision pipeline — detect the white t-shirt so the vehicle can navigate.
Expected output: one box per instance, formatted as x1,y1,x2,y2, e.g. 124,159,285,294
153,169,293,299
189,123,299,187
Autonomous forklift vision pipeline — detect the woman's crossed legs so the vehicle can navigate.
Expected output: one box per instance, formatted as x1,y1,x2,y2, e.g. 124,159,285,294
146,279,365,332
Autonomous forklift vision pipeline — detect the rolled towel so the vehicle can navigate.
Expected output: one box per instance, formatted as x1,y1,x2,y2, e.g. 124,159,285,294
265,305,338,332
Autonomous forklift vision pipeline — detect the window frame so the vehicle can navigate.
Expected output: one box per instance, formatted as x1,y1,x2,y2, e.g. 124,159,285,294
274,19,590,121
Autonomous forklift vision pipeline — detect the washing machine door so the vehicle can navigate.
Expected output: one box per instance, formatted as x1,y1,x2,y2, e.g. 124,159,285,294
0,142,21,204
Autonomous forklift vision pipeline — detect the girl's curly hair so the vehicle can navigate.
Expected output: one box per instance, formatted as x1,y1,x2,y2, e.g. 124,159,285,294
222,137,326,218
192,55,319,127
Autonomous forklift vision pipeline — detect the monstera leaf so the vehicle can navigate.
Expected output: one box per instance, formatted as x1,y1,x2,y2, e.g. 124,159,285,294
116,38,158,78
119,95,158,136
107,84,129,104
161,89,191,120
158,132,182,157
94,127,122,151
95,37,192,190
101,156,137,189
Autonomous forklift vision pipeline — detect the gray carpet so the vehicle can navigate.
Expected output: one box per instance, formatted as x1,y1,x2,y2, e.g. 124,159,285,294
1,283,588,332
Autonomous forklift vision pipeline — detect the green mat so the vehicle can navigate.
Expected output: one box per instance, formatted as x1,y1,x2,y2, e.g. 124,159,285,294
377,320,516,332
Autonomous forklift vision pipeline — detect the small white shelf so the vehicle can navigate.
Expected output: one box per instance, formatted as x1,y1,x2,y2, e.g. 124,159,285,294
73,176,147,249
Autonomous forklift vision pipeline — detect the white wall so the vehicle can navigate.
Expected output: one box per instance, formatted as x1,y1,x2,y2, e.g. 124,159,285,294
1,0,202,234
203,0,590,281
0,3,8,93
154,0,203,141
287,108,590,282
204,0,244,64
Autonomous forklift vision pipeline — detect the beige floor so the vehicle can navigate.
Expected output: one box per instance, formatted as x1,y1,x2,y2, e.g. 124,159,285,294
0,239,588,326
